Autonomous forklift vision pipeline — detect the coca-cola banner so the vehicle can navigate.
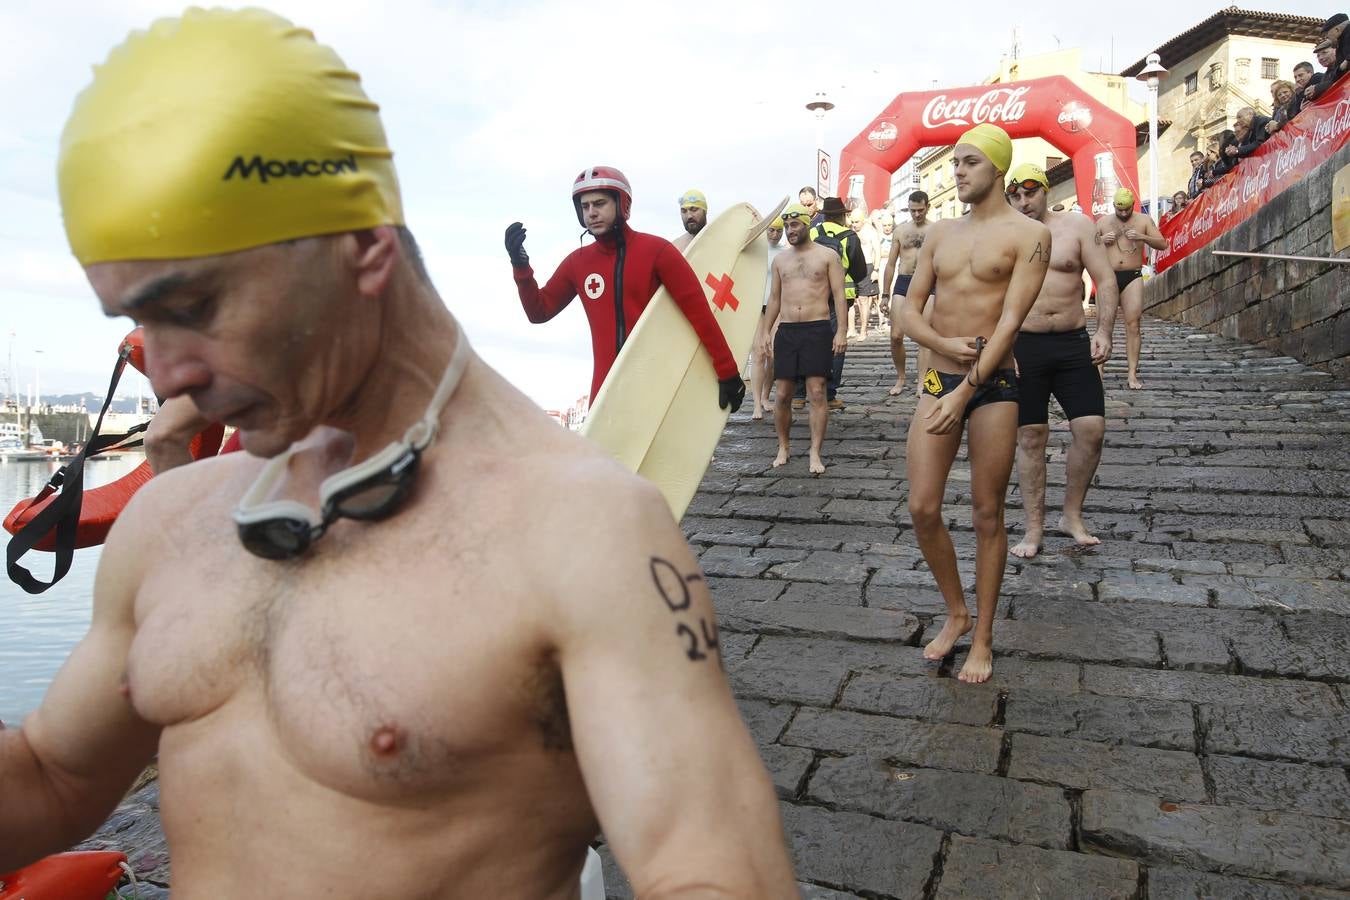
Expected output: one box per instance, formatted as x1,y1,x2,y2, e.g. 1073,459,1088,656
837,75,1140,218
1157,75,1350,273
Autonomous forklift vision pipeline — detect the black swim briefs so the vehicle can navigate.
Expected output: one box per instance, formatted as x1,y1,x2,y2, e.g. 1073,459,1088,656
1115,268,1142,293
921,367,1019,419
1014,328,1105,426
773,320,833,381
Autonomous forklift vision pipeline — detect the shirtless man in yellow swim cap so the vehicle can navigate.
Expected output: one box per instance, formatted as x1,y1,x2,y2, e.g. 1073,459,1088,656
0,9,794,897
1095,188,1166,389
898,125,1051,684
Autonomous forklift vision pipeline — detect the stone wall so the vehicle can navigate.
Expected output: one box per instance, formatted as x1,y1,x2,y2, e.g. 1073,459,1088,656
1144,139,1350,380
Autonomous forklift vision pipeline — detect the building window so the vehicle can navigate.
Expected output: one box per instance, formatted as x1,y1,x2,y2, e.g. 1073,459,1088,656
1185,72,1198,94
1261,57,1278,79
1236,57,1250,84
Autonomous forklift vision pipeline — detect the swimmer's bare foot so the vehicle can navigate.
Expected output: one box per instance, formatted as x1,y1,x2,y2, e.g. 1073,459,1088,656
751,408,764,421
808,453,826,475
888,377,907,396
1010,533,1042,558
1057,515,1101,547
1127,373,1144,389
772,447,789,468
923,611,972,660
958,638,994,683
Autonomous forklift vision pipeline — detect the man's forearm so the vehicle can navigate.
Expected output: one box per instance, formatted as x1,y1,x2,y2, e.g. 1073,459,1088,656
1145,233,1168,251
0,727,85,870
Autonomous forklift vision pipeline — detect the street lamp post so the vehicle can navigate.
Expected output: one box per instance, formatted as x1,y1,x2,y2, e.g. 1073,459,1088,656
806,91,834,195
1136,52,1168,225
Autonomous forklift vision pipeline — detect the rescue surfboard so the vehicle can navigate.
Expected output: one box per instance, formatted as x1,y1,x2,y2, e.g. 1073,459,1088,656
583,198,788,519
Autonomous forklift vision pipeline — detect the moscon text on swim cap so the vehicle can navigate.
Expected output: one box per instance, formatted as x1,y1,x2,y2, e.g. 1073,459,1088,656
222,154,360,183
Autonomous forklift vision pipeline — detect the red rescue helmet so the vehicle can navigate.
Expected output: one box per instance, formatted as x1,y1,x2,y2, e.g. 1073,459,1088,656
572,165,633,227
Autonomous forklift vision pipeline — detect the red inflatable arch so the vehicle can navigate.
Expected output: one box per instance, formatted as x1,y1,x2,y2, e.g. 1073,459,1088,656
837,75,1140,219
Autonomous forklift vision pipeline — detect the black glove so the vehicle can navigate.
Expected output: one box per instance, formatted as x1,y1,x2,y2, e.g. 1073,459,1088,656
718,375,746,413
505,222,529,267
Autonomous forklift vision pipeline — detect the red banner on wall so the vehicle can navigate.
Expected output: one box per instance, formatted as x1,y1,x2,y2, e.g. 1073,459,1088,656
1158,75,1350,273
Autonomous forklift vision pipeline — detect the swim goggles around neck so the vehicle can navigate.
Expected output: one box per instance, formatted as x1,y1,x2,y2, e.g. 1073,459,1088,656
232,329,469,560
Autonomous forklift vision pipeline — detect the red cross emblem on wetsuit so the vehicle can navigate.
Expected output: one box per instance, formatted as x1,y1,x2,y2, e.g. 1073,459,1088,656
704,273,738,311
583,272,605,300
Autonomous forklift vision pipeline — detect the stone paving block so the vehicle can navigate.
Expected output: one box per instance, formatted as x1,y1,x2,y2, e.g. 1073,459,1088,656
798,884,865,900
729,647,848,706
1081,665,1340,715
1171,540,1285,565
1098,581,1211,606
721,493,830,520
1206,754,1350,819
779,802,942,899
779,580,864,606
840,674,998,726
934,834,1138,900
736,699,795,745
865,583,951,617
719,632,756,663
809,755,1072,850
1006,733,1207,799
1146,865,1350,900
718,599,921,643
1004,689,1196,751
705,576,785,604
1081,790,1350,888
698,548,776,578
821,498,903,526
983,619,1161,666
767,550,870,584
1200,705,1350,765
1306,518,1350,547
784,708,1002,774
979,656,1082,693
1163,629,1233,672
759,743,814,799
750,635,934,678
765,522,900,551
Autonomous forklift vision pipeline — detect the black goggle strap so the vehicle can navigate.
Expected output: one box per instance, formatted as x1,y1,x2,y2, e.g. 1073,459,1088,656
7,344,135,594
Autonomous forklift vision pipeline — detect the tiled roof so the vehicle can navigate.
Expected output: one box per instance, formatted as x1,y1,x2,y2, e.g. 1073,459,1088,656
1120,7,1323,77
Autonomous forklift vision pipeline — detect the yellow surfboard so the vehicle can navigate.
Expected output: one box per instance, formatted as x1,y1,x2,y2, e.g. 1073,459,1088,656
583,198,788,519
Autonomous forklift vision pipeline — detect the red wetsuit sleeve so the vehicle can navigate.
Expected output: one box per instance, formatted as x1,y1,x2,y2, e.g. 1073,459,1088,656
653,244,739,380
514,259,578,323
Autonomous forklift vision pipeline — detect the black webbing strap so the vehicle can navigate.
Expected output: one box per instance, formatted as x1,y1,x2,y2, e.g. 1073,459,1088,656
7,345,138,594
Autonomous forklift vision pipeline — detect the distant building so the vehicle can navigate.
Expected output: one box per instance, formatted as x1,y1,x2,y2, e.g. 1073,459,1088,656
1121,8,1322,204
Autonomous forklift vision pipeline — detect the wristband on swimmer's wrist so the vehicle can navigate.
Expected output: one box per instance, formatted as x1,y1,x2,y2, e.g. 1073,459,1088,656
966,337,988,388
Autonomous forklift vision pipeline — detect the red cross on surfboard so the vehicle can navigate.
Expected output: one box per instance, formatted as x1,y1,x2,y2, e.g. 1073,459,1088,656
704,273,738,311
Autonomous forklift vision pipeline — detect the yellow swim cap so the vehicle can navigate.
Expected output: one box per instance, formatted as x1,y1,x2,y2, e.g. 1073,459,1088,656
770,216,784,229
781,203,813,222
1113,188,1136,209
956,123,1013,174
60,8,403,265
1007,162,1049,191
679,189,708,210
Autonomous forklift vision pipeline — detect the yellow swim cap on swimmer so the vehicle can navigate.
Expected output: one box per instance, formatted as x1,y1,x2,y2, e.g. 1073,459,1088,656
1008,162,1049,191
781,203,813,221
770,216,784,229
1113,188,1136,209
59,7,403,265
679,189,708,210
956,123,1013,174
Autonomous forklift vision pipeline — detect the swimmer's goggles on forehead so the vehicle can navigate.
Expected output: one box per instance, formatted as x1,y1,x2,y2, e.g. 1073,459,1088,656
781,211,812,221
1005,179,1044,194
232,331,470,560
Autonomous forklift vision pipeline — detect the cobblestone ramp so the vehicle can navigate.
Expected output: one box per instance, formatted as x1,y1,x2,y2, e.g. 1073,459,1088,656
601,316,1350,899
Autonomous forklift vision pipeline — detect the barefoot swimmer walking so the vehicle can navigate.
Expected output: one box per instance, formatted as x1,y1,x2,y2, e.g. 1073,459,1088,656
0,10,795,896
898,125,1050,684
1005,163,1119,557
1095,188,1165,390
761,204,848,475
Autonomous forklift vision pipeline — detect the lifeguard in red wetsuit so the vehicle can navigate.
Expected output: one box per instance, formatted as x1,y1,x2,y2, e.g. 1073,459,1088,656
505,166,745,410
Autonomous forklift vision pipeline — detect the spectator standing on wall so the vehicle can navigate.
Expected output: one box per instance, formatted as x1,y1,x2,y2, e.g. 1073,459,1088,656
1307,17,1348,102
1206,130,1239,185
1233,107,1272,159
1290,62,1316,118
1186,151,1210,198
1266,81,1297,135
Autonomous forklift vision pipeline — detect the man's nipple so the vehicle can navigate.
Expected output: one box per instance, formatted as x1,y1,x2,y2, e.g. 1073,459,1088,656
369,724,404,757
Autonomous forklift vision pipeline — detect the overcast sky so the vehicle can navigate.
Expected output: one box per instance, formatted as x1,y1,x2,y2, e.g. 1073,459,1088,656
0,1,1335,410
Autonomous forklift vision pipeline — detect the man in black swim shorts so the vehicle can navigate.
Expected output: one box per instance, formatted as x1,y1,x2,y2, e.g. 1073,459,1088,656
1007,164,1121,557
762,204,848,474
1095,188,1165,389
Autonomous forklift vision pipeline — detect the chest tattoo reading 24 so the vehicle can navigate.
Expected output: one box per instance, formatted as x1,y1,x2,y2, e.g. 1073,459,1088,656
649,556,721,665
